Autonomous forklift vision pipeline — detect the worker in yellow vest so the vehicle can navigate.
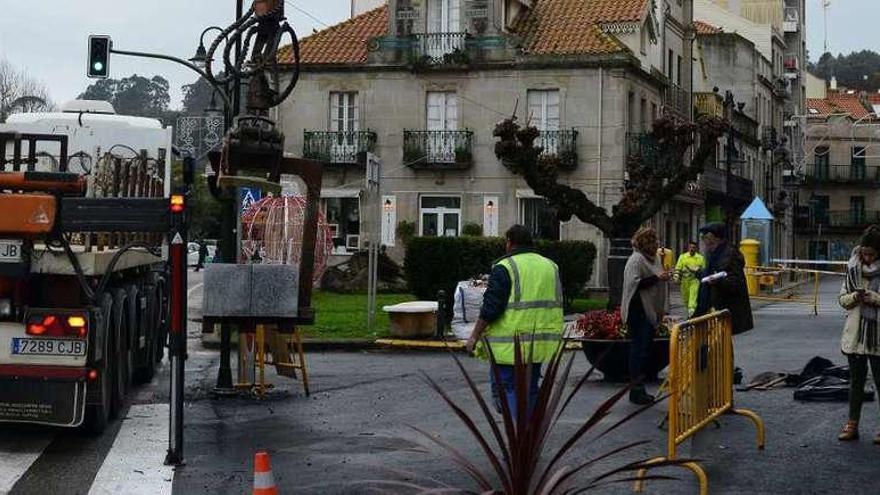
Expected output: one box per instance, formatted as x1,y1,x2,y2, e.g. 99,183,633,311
466,225,564,418
674,240,706,317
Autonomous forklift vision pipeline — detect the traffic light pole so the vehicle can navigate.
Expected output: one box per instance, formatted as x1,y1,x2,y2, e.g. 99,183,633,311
165,197,187,466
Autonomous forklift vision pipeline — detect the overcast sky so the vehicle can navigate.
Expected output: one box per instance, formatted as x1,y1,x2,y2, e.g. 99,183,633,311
0,0,873,110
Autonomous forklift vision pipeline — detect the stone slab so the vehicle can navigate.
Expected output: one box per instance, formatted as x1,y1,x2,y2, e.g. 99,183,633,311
202,264,251,317
251,264,299,318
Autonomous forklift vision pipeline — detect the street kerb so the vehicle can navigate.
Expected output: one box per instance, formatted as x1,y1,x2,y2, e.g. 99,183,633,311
635,310,765,495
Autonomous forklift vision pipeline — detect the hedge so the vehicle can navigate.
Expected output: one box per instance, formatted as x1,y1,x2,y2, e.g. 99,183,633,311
404,236,596,311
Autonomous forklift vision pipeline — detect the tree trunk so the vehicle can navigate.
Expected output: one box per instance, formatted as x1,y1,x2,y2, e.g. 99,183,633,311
606,237,632,310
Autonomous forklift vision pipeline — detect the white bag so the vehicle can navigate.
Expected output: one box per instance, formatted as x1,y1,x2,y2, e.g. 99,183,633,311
451,281,486,341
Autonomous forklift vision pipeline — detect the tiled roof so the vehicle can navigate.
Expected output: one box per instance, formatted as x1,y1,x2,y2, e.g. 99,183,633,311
282,0,648,65
807,94,872,119
513,0,647,56
694,20,722,35
278,5,387,65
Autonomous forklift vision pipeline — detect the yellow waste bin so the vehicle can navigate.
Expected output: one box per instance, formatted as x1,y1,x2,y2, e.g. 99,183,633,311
739,239,760,296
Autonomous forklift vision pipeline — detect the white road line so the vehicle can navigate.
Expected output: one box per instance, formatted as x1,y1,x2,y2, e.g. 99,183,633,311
0,431,54,494
187,282,203,300
88,404,173,495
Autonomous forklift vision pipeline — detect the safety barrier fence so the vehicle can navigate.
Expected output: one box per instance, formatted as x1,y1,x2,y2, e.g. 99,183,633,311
745,264,845,315
636,310,765,495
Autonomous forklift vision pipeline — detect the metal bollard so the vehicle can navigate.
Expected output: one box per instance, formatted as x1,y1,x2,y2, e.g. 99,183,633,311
436,290,447,339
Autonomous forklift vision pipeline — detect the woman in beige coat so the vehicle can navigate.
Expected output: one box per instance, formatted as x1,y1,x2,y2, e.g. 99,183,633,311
838,226,880,443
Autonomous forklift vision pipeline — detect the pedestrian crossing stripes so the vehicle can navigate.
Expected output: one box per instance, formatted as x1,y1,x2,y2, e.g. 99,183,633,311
0,404,172,495
88,404,174,495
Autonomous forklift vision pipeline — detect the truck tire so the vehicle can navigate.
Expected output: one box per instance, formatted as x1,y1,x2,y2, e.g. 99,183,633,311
111,290,131,416
134,286,157,383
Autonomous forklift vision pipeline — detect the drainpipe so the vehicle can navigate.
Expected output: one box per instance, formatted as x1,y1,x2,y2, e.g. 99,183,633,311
597,67,605,286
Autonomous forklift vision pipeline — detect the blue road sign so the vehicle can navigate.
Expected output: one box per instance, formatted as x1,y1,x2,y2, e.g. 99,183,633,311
240,187,262,215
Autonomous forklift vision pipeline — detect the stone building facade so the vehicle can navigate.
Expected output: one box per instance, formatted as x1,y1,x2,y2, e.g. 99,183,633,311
794,92,880,260
276,0,699,285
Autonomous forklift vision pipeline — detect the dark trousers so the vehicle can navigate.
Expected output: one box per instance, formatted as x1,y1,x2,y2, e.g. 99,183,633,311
627,298,655,386
847,353,880,421
490,363,542,419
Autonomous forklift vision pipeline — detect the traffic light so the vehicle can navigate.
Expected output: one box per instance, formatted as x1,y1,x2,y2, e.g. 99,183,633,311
87,35,111,78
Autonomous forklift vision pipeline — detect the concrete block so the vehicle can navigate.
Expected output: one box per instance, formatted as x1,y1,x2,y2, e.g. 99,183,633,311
251,264,299,317
203,264,251,317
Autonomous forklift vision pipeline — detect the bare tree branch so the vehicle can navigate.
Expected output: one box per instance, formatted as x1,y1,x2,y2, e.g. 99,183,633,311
0,58,54,122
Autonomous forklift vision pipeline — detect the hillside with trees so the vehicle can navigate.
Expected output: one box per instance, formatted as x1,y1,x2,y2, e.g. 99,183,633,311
811,50,880,91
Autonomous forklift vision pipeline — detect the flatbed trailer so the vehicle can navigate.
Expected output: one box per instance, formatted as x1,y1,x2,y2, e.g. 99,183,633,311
0,107,175,433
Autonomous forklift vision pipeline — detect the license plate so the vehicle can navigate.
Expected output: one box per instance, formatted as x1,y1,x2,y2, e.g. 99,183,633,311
11,338,86,356
0,239,23,263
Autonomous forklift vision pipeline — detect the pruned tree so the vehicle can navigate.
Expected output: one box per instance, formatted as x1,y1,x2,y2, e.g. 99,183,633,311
0,58,54,122
493,110,729,306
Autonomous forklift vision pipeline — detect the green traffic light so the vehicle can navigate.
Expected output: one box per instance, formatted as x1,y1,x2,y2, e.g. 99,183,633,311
93,61,104,72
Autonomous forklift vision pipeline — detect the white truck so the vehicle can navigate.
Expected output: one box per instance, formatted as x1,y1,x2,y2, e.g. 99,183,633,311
0,100,174,433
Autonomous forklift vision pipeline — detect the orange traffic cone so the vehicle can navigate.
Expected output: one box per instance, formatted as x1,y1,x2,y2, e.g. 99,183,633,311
253,451,278,495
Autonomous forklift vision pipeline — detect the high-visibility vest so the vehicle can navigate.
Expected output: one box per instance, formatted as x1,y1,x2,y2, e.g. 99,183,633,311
478,252,564,365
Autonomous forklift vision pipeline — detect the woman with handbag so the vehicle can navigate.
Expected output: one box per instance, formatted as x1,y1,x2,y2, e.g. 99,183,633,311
838,225,880,443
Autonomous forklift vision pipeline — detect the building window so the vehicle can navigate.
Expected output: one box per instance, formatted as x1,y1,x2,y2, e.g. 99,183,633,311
667,49,674,80
651,102,658,121
640,22,648,54
420,196,461,237
677,55,683,85
427,0,460,33
814,146,829,179
526,89,560,131
330,92,358,133
329,92,359,162
628,91,636,131
852,146,866,180
427,91,458,130
520,198,560,241
640,97,648,131
851,196,866,224
323,197,361,254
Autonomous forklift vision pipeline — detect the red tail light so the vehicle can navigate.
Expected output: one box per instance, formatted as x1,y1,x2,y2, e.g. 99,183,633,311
26,313,88,338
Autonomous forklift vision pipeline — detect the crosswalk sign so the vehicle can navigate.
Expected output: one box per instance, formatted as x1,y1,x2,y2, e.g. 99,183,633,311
240,187,262,215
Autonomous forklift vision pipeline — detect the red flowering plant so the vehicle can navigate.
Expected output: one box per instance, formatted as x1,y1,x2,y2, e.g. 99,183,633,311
570,307,674,340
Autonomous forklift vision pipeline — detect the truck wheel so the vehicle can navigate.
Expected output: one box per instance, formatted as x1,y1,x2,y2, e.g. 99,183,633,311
111,302,131,416
134,332,156,383
83,364,111,434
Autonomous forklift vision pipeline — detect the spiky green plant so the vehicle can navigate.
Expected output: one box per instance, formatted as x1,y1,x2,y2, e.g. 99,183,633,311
377,336,691,494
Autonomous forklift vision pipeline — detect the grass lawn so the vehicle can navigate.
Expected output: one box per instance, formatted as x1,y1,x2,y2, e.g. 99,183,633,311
568,298,608,313
302,292,415,340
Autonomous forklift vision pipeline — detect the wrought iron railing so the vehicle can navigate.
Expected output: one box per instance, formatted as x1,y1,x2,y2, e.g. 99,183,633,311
403,130,474,169
302,130,377,164
796,210,880,231
412,32,468,65
664,83,691,119
626,132,678,177
804,163,880,184
537,130,578,170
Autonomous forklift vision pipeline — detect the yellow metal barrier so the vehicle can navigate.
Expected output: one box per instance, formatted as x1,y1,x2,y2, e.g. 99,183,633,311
745,265,837,315
635,310,765,495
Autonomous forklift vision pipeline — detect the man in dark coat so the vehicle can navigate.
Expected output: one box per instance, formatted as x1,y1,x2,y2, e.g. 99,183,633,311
694,222,754,334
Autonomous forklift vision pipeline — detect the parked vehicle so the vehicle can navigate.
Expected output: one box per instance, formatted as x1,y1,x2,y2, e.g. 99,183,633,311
0,100,173,433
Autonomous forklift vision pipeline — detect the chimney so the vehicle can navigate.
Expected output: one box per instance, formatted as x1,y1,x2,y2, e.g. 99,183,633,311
830,76,838,90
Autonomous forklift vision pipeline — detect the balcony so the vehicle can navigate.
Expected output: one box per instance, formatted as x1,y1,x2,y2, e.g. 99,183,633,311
795,210,880,232
411,32,469,67
626,132,679,177
303,131,377,164
403,130,474,169
774,78,791,99
694,92,723,118
803,164,880,185
783,7,799,32
784,54,799,79
663,83,691,120
701,166,754,203
536,130,578,170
